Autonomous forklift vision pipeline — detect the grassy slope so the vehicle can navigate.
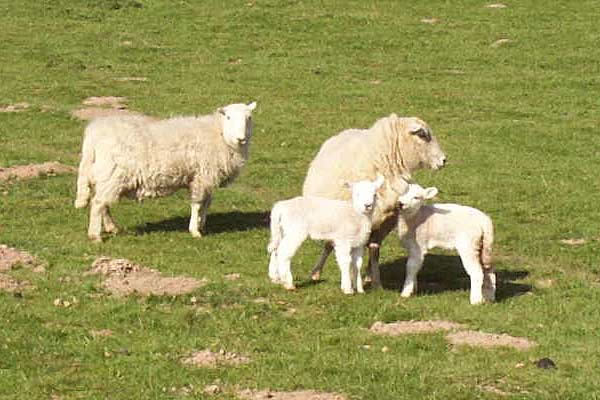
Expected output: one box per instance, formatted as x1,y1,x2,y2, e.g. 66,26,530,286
1,0,599,398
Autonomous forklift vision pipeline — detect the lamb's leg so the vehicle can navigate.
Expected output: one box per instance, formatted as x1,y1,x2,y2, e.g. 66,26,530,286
275,235,304,290
401,246,424,298
351,246,365,294
310,242,333,281
268,251,281,283
482,266,496,302
334,243,354,295
457,243,485,305
102,207,119,234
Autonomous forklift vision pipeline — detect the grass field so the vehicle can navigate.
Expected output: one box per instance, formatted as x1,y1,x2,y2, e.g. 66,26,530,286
1,1,600,399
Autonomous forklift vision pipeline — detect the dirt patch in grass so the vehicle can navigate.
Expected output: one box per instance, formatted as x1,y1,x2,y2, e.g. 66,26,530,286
0,162,75,182
237,389,347,400
87,256,207,297
0,102,30,113
370,320,466,335
0,274,31,293
181,349,250,367
0,245,38,271
446,330,536,350
71,96,143,120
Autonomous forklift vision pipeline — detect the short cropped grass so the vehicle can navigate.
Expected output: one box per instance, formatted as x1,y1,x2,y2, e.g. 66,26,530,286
1,1,600,399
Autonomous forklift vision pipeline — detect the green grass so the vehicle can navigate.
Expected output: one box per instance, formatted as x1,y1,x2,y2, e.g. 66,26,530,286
1,0,600,398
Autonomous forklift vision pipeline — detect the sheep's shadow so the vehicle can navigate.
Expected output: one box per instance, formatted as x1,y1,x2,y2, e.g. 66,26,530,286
379,254,531,302
135,210,269,235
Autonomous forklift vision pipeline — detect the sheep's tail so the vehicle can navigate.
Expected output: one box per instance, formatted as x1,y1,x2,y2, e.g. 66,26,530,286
480,217,494,269
267,203,283,254
74,135,94,208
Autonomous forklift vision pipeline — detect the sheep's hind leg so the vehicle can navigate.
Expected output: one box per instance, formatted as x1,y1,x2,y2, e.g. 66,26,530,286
189,202,202,238
310,242,333,281
268,251,281,283
102,207,120,234
457,242,485,305
87,198,104,242
275,236,304,291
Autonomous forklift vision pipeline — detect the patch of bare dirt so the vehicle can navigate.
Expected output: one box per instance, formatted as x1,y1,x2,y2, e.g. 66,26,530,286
560,238,587,246
421,18,439,24
446,330,536,350
71,96,143,120
87,256,207,297
0,274,31,293
238,390,347,400
0,245,38,271
486,3,507,8
491,38,512,47
0,162,75,182
90,329,114,338
370,320,466,335
0,102,30,112
181,349,250,367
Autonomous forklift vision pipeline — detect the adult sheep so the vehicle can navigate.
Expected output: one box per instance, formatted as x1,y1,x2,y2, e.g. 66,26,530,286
75,101,257,242
303,114,446,287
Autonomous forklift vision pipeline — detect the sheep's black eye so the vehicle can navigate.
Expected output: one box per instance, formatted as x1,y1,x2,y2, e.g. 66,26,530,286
413,128,431,142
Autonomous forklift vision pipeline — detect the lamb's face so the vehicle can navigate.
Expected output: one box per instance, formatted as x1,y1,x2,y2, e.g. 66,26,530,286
397,183,438,214
219,102,257,148
403,117,447,171
349,175,385,215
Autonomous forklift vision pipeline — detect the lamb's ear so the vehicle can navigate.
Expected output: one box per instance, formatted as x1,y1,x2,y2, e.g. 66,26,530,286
374,174,385,189
247,101,257,111
424,187,438,199
218,108,226,116
342,181,352,191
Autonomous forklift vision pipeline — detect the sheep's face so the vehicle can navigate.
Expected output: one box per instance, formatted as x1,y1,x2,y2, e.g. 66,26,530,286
347,175,385,215
219,102,257,148
402,117,447,171
397,183,438,214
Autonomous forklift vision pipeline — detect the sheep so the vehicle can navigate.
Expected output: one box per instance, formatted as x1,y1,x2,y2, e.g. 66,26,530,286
267,176,384,294
74,101,257,242
303,115,447,287
396,183,496,304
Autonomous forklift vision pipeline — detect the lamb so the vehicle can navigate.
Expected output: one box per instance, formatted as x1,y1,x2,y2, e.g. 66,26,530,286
267,176,384,294
396,183,496,305
303,115,447,287
74,101,257,242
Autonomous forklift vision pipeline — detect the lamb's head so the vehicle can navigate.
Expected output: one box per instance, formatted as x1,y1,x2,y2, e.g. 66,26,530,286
397,183,438,215
218,101,257,148
346,175,385,215
397,117,447,172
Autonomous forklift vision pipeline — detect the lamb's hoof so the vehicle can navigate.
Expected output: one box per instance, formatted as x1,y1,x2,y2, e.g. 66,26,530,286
357,289,365,294
470,297,485,305
283,283,296,291
105,226,120,234
190,231,203,238
342,288,354,295
400,290,413,298
310,272,321,281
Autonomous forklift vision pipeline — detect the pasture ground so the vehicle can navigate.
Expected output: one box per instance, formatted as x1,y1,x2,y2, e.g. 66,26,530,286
1,1,599,399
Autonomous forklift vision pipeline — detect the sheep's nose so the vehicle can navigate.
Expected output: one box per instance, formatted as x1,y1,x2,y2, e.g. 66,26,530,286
365,203,373,211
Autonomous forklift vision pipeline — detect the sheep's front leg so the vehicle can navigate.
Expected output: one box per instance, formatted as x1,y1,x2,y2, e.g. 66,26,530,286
365,216,397,287
351,246,365,294
310,242,333,281
334,243,354,295
401,246,424,298
189,181,211,238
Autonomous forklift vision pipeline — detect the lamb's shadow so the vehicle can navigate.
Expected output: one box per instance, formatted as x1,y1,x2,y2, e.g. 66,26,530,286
135,210,269,235
379,254,531,302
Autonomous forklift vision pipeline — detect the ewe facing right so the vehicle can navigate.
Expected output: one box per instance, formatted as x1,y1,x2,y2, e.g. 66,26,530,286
75,102,257,242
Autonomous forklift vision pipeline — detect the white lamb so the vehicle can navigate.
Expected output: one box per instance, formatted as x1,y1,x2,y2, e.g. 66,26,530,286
75,102,257,242
267,176,384,294
397,183,496,304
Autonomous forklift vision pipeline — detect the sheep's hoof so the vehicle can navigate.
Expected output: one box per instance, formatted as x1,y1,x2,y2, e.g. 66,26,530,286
342,288,354,295
104,226,120,234
190,231,203,238
88,234,103,243
310,271,321,281
283,284,296,291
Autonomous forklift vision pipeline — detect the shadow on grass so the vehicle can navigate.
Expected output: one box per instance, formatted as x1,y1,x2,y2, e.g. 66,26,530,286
135,210,270,235
379,254,531,302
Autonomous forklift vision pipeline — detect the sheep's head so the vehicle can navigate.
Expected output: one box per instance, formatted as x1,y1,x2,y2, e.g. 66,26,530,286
397,117,447,172
218,101,257,148
346,175,385,215
397,183,438,215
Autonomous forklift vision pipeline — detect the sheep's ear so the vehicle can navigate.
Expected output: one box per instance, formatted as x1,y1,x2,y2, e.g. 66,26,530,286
424,187,438,199
374,174,385,189
342,181,352,190
247,101,257,111
218,108,226,116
